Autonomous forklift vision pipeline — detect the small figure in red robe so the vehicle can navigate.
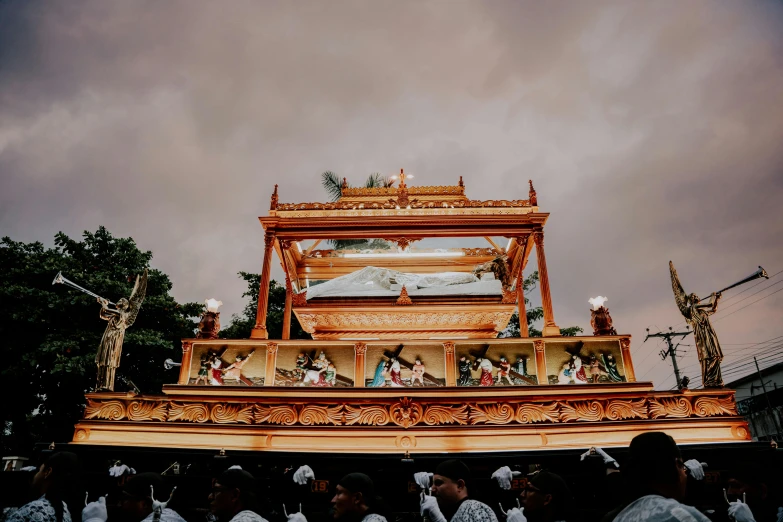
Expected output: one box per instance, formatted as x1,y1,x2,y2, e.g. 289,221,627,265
478,358,494,386
389,358,404,387
496,356,513,385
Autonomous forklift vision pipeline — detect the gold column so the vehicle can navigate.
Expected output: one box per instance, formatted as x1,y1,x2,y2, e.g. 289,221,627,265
251,231,276,339
178,340,193,385
282,275,293,340
619,338,636,382
443,342,456,386
533,231,560,337
516,235,530,337
533,339,547,385
264,342,278,386
354,342,367,387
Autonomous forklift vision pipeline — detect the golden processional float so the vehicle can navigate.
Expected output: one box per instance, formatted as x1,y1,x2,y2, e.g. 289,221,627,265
71,172,751,454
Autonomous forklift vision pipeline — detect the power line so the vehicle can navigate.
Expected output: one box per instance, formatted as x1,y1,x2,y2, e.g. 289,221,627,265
713,286,783,323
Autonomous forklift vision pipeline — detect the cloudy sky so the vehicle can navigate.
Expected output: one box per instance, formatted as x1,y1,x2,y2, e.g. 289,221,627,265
2,0,782,391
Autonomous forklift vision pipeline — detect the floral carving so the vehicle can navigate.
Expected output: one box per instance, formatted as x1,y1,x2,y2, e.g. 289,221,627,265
533,340,545,353
275,198,530,212
396,286,413,306
390,397,423,428
442,341,455,354
605,399,647,420
354,342,368,355
469,403,515,425
501,288,517,304
84,400,126,421
299,405,343,426
266,343,279,354
168,402,209,423
463,248,503,256
515,403,560,424
127,401,167,422
423,405,470,426
343,405,390,426
210,404,254,424
292,291,308,307
255,405,298,425
648,397,693,419
560,401,605,422
693,396,737,417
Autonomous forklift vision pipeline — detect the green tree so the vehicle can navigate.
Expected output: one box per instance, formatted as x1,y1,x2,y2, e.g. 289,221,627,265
500,271,583,338
0,227,201,453
321,171,395,250
220,272,309,340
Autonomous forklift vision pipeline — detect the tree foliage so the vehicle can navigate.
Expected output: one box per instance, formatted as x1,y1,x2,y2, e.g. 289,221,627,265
0,227,201,453
500,271,583,338
220,272,308,340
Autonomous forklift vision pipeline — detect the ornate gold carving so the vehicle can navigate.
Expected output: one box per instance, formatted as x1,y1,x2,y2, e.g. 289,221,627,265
533,231,544,247
295,311,511,332
264,233,276,248
354,342,368,355
533,339,545,353
501,287,517,304
84,399,126,421
255,405,298,425
74,428,89,441
620,338,631,351
442,341,455,354
605,399,647,420
515,402,560,424
464,247,503,256
693,396,737,417
127,401,167,422
528,180,537,206
343,405,390,426
341,185,465,197
182,341,192,354
396,286,413,306
266,342,279,354
270,184,278,211
649,397,693,419
469,403,515,425
390,397,423,428
560,401,605,423
168,402,209,423
279,239,293,251
292,291,308,307
423,405,470,426
299,405,343,426
210,404,254,424
276,198,530,211
389,237,420,250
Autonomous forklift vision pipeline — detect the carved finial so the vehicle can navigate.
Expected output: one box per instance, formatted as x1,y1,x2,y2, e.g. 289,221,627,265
399,168,407,188
528,179,537,206
341,177,348,190
270,184,279,210
458,176,464,188
396,285,413,305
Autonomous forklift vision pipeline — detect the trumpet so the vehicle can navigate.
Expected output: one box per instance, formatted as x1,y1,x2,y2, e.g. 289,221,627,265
699,266,769,301
52,271,116,306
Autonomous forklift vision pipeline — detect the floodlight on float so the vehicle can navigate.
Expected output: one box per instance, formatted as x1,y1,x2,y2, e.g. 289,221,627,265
588,296,608,310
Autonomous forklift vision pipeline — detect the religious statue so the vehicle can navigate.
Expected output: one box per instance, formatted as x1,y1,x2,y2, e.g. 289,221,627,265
294,352,309,381
571,356,588,384
588,355,602,383
369,360,388,387
95,269,148,391
388,358,404,387
496,356,513,385
477,358,494,386
601,353,623,382
670,261,724,387
558,362,573,384
411,359,425,386
223,350,255,386
323,363,337,386
458,356,472,386
303,351,330,386
209,354,224,385
194,353,211,385
513,356,528,376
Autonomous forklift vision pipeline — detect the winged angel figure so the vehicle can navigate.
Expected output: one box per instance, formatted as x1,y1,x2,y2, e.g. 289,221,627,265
95,269,148,391
669,261,723,388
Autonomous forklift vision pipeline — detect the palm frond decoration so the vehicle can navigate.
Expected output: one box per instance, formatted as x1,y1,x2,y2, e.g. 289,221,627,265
322,171,343,201
365,172,395,188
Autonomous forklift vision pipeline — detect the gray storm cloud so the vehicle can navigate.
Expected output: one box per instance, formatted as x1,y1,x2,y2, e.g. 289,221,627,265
1,0,782,388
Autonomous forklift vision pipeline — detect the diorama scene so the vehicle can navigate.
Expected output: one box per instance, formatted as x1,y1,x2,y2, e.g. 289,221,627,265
186,344,265,386
544,340,627,385
455,342,537,386
364,344,446,387
273,345,354,387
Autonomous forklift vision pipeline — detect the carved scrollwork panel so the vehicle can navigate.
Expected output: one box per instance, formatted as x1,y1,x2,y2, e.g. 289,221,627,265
692,396,737,417
422,405,470,426
605,399,647,420
127,401,167,422
469,403,515,425
343,405,390,426
299,405,344,426
84,400,127,421
515,402,560,424
168,402,210,423
211,404,254,424
559,401,605,422
254,405,298,425
648,397,693,419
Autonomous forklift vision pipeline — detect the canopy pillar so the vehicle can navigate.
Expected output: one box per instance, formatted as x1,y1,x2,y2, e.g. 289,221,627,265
533,231,560,337
251,231,276,339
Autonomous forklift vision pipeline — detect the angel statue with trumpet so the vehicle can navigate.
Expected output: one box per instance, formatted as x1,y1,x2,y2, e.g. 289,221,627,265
670,261,724,387
96,269,148,391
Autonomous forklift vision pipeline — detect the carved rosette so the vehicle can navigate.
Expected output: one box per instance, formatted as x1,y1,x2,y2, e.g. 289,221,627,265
390,397,423,428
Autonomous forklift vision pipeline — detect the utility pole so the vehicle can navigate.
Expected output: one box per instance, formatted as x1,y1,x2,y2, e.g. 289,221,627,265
645,326,692,389
753,357,783,441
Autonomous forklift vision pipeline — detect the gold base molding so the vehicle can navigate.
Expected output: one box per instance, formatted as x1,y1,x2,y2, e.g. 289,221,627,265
72,386,750,453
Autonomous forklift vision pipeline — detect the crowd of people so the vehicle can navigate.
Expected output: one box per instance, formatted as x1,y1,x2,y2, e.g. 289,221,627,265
1,432,781,522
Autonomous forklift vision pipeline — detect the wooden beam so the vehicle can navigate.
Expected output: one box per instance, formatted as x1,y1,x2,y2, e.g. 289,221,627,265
484,236,502,252
303,239,322,257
